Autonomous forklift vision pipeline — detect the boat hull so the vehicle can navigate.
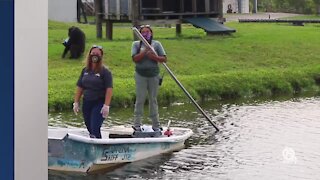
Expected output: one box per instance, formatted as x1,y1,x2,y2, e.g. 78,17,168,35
48,127,192,173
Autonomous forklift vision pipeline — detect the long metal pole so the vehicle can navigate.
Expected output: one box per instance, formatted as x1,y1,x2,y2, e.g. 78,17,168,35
132,27,219,132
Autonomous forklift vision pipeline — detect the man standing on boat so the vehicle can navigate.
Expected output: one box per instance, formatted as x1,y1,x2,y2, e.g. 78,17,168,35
131,25,167,132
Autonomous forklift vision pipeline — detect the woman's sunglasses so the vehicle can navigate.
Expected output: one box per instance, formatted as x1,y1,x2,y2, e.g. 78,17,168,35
140,25,151,28
92,45,103,49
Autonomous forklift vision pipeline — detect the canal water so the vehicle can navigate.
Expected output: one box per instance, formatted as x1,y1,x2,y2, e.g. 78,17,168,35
49,96,320,180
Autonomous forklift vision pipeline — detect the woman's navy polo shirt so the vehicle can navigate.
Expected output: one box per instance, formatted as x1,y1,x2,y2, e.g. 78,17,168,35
77,66,113,101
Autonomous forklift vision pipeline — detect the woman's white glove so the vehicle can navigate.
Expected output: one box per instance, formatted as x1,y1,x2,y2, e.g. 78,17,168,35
73,102,80,115
100,104,110,118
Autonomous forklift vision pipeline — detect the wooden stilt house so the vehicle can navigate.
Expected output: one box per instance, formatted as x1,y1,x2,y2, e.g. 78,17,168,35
94,0,235,40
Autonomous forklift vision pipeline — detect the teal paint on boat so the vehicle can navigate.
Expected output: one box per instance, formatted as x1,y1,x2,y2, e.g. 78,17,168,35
56,159,83,168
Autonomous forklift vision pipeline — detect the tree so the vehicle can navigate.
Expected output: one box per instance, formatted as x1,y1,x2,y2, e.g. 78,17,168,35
258,0,274,12
274,0,291,12
258,0,318,14
313,0,320,14
287,0,307,13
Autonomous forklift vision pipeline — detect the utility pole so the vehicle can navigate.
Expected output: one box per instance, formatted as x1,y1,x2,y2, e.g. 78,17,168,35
253,0,258,13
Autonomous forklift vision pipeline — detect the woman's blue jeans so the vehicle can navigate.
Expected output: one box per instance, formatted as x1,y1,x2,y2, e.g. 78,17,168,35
82,99,104,138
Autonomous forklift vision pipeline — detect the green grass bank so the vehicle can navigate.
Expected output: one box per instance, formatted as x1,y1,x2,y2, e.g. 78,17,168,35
49,20,320,111
283,15,320,20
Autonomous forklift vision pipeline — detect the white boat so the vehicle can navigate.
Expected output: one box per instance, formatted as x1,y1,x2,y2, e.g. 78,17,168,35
48,126,193,173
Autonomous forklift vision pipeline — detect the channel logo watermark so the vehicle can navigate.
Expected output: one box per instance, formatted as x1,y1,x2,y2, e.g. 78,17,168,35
282,147,297,164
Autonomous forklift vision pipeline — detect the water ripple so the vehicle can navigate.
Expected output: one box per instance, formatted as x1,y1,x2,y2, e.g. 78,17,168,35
49,97,320,180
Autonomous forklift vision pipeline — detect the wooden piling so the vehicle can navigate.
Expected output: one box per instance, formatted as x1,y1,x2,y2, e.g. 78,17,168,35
176,24,181,36
131,0,139,40
94,0,103,39
106,20,113,40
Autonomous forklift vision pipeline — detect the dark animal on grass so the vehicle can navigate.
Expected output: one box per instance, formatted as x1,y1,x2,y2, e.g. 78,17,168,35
62,26,86,59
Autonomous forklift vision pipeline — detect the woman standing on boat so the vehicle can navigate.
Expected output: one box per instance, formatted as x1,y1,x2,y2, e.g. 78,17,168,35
73,45,113,138
131,25,167,132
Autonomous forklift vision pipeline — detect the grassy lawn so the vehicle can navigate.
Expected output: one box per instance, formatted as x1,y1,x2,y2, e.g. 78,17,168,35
49,20,320,111
282,15,320,20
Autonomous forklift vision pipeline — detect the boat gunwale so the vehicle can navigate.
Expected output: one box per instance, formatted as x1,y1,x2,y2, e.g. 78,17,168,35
49,127,193,145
